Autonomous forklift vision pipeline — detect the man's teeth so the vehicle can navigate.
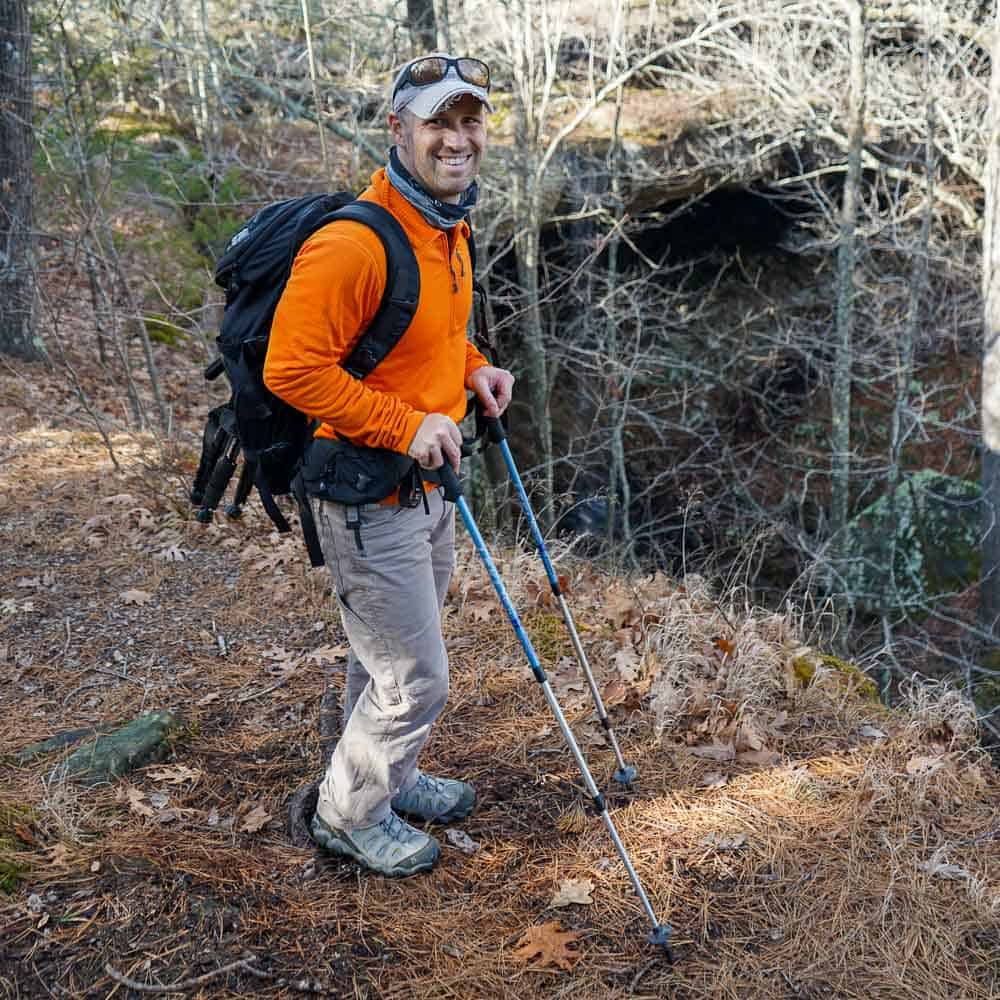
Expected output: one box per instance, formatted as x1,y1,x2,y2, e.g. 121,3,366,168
440,156,469,165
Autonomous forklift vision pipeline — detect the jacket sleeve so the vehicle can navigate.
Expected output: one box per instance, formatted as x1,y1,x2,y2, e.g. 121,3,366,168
464,340,490,383
263,222,426,453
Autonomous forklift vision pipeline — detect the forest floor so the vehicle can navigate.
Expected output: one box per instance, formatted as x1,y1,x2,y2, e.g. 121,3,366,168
1,237,999,998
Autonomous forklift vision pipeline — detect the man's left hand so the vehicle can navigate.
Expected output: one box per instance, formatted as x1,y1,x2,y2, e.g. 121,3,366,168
467,365,515,419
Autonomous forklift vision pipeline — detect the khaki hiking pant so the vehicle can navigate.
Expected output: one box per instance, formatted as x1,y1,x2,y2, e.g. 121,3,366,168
312,488,455,832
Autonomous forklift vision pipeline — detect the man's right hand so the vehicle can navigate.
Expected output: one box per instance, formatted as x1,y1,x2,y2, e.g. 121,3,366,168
407,413,463,472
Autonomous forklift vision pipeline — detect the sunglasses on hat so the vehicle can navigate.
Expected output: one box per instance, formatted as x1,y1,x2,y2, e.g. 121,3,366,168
393,56,491,100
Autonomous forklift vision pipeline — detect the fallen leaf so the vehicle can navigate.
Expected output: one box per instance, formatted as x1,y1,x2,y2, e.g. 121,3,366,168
156,544,187,562
735,721,766,752
148,792,169,810
147,764,202,785
260,645,292,661
736,749,781,767
120,589,153,606
467,600,494,623
196,692,221,706
601,677,630,708
90,860,101,873
13,822,36,846
713,636,736,656
239,805,272,833
612,647,641,682
305,643,350,665
700,771,729,788
124,786,155,818
919,859,972,881
699,831,747,851
604,587,640,629
46,843,72,865
156,807,196,824
206,807,220,827
445,829,480,854
550,878,594,907
104,493,137,505
906,755,945,776
510,921,583,971
859,724,887,740
690,743,736,762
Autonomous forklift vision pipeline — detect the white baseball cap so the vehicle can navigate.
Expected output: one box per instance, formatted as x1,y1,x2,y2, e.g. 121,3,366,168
391,53,494,119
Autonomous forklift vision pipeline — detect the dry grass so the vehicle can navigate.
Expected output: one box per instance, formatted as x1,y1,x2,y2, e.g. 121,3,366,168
2,369,999,998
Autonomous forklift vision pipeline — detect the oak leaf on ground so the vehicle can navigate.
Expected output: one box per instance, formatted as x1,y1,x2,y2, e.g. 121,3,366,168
550,878,594,907
510,921,583,970
239,804,272,833
120,589,153,606
147,764,202,785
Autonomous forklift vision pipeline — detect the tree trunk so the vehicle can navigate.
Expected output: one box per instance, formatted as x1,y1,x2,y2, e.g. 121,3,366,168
830,0,866,553
981,2,1000,636
406,0,437,52
0,0,42,360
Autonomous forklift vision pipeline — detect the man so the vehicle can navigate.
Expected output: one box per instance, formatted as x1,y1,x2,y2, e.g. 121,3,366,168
264,54,514,877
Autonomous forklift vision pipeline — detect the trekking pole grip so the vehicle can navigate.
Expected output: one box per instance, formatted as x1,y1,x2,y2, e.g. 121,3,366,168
438,463,463,502
486,415,507,443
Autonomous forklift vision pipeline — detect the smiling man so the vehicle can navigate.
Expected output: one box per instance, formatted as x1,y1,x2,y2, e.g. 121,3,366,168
264,55,513,877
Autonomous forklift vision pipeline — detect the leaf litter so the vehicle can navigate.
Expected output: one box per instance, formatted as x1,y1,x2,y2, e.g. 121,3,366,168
1,391,1000,997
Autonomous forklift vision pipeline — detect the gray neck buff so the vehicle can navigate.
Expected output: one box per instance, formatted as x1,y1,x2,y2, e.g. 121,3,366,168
386,147,478,231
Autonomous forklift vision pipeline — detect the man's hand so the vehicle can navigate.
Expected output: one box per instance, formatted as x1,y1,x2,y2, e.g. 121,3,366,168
408,413,463,472
467,365,515,419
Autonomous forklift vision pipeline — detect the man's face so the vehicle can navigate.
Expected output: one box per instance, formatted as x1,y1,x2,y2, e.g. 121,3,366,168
390,94,487,204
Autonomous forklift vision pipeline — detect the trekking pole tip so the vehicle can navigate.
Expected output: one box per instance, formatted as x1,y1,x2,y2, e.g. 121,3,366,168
648,924,674,963
613,765,638,786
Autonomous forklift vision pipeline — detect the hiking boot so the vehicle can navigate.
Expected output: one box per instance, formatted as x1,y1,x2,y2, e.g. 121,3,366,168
310,810,440,877
391,772,476,824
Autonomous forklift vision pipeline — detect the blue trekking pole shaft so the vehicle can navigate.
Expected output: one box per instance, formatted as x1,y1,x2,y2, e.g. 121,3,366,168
436,463,672,959
483,418,637,786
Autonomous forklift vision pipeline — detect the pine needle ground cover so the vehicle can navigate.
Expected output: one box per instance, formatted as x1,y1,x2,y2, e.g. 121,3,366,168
1,382,999,998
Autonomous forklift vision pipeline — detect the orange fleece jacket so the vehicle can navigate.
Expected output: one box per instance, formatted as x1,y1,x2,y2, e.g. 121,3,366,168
263,169,489,454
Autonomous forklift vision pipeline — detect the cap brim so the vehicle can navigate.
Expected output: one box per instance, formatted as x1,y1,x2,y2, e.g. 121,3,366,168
403,81,493,118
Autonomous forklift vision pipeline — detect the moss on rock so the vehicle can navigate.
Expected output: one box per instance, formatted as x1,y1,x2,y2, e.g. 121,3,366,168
50,710,183,786
791,653,880,701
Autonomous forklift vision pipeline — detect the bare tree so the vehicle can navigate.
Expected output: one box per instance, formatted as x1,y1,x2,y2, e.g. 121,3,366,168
830,0,867,557
982,0,1000,636
0,0,43,360
407,0,437,51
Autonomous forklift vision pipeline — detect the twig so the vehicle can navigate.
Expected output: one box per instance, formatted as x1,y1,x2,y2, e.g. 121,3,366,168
104,956,269,993
629,958,658,992
236,670,297,703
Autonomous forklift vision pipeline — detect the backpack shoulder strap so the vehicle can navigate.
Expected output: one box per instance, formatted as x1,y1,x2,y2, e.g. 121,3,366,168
335,201,421,380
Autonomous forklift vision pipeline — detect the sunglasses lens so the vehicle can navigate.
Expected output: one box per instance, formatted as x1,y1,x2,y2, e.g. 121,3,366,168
457,59,490,88
408,57,449,87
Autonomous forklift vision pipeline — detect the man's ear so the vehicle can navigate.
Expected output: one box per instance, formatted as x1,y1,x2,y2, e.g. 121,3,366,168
388,112,406,147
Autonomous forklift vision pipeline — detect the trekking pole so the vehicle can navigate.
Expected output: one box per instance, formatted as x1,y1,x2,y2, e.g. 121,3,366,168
480,417,637,786
436,463,673,960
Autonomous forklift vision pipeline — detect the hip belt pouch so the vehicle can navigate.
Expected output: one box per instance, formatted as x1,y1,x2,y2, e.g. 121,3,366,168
302,438,417,505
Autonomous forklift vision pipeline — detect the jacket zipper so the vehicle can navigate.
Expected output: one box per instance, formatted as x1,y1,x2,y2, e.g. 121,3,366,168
447,231,461,293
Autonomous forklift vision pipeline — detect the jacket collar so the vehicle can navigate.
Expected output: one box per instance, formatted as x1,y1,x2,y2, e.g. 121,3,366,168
369,168,470,248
